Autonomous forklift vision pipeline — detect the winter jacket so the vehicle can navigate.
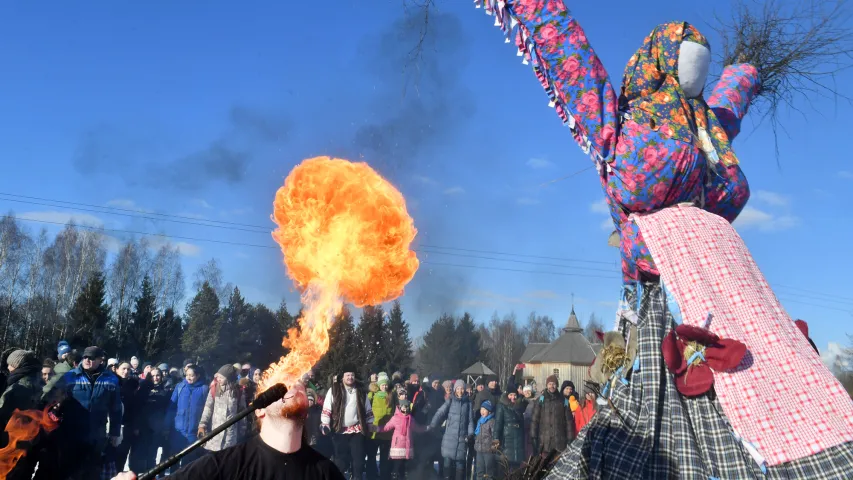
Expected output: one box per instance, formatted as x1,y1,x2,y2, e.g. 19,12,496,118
379,407,426,460
41,358,72,400
118,376,140,430
59,365,122,443
137,380,171,433
0,363,42,444
424,385,445,422
494,393,527,463
408,384,429,425
368,389,394,441
473,416,496,454
531,389,574,452
473,387,501,416
573,400,596,435
430,394,474,461
560,381,580,404
167,379,209,438
306,404,323,447
200,383,246,451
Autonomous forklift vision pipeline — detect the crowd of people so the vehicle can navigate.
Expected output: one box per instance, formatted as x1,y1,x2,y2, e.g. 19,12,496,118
0,341,267,479
1,339,598,480
307,365,598,480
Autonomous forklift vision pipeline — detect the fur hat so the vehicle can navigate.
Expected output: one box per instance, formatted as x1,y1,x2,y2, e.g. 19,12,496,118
546,375,558,386
7,350,37,370
217,364,238,383
453,379,465,391
339,363,357,378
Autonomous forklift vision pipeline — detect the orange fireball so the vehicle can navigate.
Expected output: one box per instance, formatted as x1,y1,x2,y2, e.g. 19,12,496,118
0,407,58,478
260,156,419,391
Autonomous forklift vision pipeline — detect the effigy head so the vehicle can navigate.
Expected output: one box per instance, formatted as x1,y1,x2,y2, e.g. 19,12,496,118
621,22,711,103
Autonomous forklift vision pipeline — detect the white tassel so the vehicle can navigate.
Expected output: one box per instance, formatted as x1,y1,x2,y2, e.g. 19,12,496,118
494,16,501,26
510,17,518,28
548,100,556,108
522,58,529,65
505,37,511,43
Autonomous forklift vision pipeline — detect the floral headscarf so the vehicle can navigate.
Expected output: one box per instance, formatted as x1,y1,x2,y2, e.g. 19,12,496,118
620,22,739,168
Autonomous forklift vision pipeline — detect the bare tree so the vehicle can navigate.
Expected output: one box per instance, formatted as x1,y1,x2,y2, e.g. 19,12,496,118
583,313,604,344
712,0,853,157
483,312,526,384
524,312,556,344
193,258,231,306
150,244,185,312
108,238,151,341
0,215,29,350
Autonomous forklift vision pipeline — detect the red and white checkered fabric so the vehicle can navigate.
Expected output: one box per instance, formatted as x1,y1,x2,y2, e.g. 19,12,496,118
633,204,853,466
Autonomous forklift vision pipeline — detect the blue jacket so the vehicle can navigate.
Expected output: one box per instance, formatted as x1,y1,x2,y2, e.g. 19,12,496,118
60,365,122,442
167,379,209,437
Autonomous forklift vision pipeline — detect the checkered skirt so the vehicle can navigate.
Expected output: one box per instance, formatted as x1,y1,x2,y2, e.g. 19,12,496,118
547,283,853,479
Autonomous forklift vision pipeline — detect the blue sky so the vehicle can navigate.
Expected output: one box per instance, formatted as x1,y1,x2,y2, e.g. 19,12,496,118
1,1,851,352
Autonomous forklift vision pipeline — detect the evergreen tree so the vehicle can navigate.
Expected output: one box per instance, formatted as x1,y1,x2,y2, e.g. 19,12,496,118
182,282,221,364
455,312,481,374
249,304,286,371
220,286,251,362
129,276,157,357
276,300,296,337
67,271,111,349
417,314,458,378
315,306,360,385
147,308,183,362
384,300,413,374
356,305,386,378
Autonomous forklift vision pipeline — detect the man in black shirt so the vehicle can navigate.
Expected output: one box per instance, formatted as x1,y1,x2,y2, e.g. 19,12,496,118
111,383,344,480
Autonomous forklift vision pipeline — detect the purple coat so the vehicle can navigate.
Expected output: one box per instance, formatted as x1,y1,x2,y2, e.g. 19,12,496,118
378,408,426,460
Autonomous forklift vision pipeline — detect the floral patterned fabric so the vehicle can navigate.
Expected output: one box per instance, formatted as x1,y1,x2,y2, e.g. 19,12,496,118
475,0,760,282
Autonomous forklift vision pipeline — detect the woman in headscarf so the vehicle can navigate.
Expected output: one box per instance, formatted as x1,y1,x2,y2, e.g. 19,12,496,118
198,364,246,453
474,1,853,478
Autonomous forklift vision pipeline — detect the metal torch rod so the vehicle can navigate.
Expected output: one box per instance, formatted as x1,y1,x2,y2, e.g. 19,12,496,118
137,383,287,480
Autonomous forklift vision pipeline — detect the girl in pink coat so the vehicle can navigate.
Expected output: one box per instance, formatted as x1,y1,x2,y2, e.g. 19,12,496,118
377,399,426,479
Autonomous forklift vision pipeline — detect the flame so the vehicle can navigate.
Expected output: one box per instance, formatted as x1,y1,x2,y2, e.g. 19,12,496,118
0,407,59,478
260,156,419,391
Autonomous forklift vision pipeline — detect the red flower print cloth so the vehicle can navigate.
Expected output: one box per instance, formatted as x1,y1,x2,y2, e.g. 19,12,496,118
661,324,746,397
634,204,853,465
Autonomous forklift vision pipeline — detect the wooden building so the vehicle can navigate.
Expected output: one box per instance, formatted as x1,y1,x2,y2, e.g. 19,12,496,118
520,307,597,390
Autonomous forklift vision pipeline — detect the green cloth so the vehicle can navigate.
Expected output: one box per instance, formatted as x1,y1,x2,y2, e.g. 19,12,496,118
42,359,72,400
369,391,393,440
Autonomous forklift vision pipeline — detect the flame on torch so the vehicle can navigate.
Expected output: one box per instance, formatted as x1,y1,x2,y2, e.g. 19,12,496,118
260,156,419,391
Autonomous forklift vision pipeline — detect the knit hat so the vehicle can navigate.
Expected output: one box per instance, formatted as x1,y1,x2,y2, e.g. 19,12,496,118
232,363,241,371
131,356,139,363
82,346,105,359
398,399,411,411
217,364,238,383
7,350,37,370
546,375,558,386
453,379,465,391
480,400,494,413
57,341,71,357
158,363,169,371
392,371,402,380
523,385,533,393
442,380,453,389
107,358,118,366
377,376,389,387
377,371,389,383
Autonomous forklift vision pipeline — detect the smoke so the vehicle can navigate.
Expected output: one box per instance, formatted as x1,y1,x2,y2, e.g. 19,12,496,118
73,105,290,191
336,8,475,176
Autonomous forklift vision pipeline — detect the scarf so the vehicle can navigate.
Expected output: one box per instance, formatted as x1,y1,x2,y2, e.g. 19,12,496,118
620,22,738,168
475,413,494,435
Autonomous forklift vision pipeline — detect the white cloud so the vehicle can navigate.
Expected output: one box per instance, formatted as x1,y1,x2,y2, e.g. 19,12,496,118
753,190,790,207
526,290,560,300
412,174,438,186
590,199,609,215
600,218,614,231
177,212,208,220
236,252,250,259
105,199,151,213
443,186,465,195
598,300,619,308
822,342,850,370
838,171,853,179
516,197,540,206
219,208,252,217
733,206,799,232
19,210,105,227
526,157,554,169
191,199,213,209
144,236,201,256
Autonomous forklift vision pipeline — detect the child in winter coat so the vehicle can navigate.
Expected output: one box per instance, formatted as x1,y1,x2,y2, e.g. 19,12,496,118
378,399,426,479
473,400,497,480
